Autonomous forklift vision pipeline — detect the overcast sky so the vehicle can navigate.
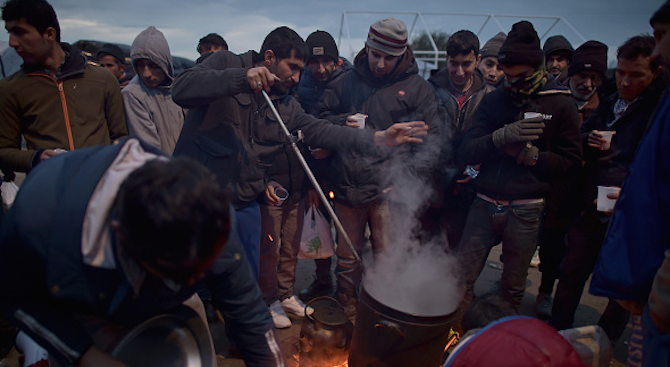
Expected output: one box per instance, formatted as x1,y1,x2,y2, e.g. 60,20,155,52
3,0,664,66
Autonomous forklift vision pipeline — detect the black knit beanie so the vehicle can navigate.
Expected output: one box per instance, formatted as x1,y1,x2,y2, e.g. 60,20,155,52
97,43,125,64
568,40,608,77
306,30,339,62
543,35,574,60
651,0,670,26
498,21,544,68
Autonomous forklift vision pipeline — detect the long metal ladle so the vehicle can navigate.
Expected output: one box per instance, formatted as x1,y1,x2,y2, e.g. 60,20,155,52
261,90,361,264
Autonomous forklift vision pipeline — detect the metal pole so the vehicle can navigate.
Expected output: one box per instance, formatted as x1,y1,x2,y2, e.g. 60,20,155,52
261,90,362,264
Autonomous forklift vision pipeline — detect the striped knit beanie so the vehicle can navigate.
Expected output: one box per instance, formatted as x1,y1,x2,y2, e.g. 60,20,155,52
366,17,408,56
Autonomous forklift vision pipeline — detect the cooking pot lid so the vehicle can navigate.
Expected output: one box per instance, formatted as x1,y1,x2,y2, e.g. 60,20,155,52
308,297,350,326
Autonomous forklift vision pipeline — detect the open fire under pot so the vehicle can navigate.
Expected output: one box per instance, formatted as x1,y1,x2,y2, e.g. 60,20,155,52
347,285,459,367
299,297,354,367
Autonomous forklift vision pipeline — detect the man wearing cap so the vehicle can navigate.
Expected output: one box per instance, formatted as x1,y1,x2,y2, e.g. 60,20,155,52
565,41,609,124
97,43,131,88
455,21,582,320
295,30,353,302
478,32,507,87
319,17,440,316
543,35,574,84
426,30,494,248
550,35,664,344
587,4,670,363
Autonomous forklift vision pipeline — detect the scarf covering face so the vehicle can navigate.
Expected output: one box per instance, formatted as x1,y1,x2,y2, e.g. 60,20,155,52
503,60,548,106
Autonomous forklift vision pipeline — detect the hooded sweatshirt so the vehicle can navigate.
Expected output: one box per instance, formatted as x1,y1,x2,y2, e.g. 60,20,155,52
123,26,185,155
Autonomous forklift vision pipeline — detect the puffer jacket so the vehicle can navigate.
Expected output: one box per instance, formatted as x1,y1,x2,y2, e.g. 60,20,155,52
457,76,582,200
172,50,376,209
297,57,352,116
0,139,283,367
319,47,441,206
122,26,185,155
0,43,128,173
444,316,585,367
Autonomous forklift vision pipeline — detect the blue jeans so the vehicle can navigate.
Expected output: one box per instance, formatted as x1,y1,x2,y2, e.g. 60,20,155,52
236,203,261,281
457,197,544,311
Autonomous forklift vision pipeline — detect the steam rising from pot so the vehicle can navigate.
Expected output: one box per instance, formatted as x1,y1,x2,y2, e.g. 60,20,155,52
362,119,462,316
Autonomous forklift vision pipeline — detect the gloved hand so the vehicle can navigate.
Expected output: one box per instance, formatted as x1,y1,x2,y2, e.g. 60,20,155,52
491,115,545,148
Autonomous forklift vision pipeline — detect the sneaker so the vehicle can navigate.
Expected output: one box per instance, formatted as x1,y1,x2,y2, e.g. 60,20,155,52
529,248,540,268
535,293,553,318
298,279,334,301
269,300,292,329
281,295,314,318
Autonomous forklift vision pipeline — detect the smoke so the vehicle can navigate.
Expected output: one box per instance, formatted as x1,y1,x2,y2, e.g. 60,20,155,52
362,113,463,316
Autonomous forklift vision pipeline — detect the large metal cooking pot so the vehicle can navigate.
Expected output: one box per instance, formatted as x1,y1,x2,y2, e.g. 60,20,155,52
110,305,215,367
348,286,459,367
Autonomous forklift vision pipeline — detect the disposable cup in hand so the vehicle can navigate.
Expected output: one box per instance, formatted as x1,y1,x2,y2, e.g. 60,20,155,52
599,131,614,150
275,187,289,206
524,112,542,120
596,186,621,212
355,115,366,129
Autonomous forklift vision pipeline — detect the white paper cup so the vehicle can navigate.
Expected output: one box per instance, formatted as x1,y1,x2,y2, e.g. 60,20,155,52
275,187,289,206
355,115,366,129
600,131,615,150
596,186,621,212
524,112,542,119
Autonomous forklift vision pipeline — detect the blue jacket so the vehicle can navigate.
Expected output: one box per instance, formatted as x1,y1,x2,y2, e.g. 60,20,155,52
0,139,283,366
590,86,670,302
296,57,352,116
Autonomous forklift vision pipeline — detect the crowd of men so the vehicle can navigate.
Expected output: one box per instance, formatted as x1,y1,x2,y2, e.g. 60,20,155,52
0,0,668,366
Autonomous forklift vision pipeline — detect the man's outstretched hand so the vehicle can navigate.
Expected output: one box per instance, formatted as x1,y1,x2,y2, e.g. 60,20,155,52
374,121,429,146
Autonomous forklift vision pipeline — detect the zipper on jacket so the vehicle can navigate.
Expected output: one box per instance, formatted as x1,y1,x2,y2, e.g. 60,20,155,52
27,72,75,151
57,81,75,151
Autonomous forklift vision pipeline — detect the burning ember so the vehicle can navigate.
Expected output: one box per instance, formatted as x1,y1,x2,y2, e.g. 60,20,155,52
328,191,334,199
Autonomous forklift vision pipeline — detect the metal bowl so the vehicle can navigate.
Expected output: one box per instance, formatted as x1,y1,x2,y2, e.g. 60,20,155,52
110,306,215,367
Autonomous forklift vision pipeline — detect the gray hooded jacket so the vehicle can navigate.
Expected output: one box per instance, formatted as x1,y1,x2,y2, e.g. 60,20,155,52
122,26,185,155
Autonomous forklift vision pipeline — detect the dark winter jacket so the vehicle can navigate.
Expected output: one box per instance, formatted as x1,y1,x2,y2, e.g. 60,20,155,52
429,67,496,136
297,57,354,195
456,76,582,200
171,50,376,209
578,77,665,208
0,43,128,172
319,48,441,206
297,57,352,116
0,139,282,367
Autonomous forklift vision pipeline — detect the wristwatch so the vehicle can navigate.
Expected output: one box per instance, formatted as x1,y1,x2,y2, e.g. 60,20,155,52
516,142,539,166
